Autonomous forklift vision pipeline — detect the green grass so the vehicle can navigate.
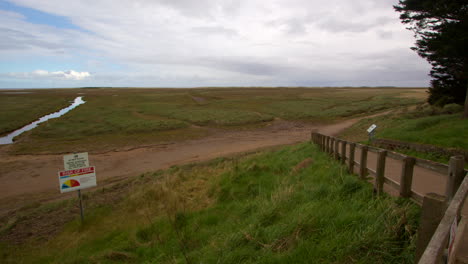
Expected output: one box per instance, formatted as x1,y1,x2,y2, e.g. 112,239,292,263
139,102,274,126
340,105,468,164
378,114,468,150
0,92,73,135
0,143,420,263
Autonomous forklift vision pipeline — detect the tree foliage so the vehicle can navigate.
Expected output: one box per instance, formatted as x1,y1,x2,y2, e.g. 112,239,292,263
394,0,468,109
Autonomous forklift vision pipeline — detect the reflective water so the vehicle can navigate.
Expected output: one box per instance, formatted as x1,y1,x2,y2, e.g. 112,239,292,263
0,97,86,145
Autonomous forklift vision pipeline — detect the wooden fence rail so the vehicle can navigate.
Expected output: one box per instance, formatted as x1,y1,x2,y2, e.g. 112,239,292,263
310,132,468,264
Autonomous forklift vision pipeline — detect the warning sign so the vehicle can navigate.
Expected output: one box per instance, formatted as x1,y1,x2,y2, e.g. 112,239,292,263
63,152,89,170
58,166,96,193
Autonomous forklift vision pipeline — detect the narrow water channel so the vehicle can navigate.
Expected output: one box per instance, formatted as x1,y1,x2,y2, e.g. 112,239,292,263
0,97,86,145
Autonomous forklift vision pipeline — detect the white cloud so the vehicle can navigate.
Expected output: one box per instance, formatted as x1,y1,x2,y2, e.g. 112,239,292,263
10,70,91,80
0,0,432,87
51,70,91,80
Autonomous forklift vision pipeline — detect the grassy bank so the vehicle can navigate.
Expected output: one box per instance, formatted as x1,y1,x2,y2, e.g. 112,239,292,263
1,143,420,263
340,105,468,164
0,91,73,136
0,87,424,154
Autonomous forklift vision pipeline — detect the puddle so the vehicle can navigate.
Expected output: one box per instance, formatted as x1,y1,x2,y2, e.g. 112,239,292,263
0,97,86,145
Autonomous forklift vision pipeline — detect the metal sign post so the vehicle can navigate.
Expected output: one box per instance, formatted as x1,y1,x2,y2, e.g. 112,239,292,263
367,124,377,143
369,130,375,142
78,189,84,223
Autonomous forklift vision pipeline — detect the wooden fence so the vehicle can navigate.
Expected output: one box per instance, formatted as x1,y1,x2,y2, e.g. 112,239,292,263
310,132,468,264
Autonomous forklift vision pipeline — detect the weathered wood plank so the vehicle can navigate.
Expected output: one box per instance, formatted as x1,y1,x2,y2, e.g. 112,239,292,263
384,176,400,190
400,156,415,198
448,217,466,264
387,151,406,161
375,150,387,195
341,141,347,165
360,146,368,179
367,168,376,176
410,191,424,205
349,143,356,174
419,174,468,264
415,158,449,175
445,156,465,202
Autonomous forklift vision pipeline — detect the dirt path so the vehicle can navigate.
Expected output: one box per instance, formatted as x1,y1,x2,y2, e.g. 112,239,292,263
0,113,386,203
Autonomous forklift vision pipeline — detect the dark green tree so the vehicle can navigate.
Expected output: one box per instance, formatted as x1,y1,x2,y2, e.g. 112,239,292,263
394,0,468,118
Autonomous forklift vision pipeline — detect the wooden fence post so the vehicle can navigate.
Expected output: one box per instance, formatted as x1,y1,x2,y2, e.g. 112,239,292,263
334,139,340,160
445,155,465,202
359,146,368,179
414,193,447,262
348,143,355,174
341,141,347,165
399,156,415,198
322,135,326,152
374,150,387,195
326,137,329,153
331,137,334,155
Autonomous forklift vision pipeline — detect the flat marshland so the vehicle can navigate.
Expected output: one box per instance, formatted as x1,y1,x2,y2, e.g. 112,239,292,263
1,87,450,263
0,87,423,154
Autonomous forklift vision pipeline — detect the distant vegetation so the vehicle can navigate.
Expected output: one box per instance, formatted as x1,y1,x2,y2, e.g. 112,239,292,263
0,87,424,154
0,143,420,263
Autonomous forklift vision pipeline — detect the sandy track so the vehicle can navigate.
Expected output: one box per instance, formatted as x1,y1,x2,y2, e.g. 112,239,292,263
0,115,372,201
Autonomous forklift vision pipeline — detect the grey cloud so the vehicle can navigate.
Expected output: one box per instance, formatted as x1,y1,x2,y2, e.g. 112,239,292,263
284,20,308,35
203,58,288,76
191,26,238,37
267,18,308,35
316,16,394,33
355,49,422,63
266,12,395,36
157,0,211,17
197,56,312,77
318,20,369,33
377,30,393,39
1,0,431,88
154,0,236,18
125,55,297,77
0,27,66,51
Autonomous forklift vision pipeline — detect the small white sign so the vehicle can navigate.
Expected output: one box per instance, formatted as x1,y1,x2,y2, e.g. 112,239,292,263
64,152,89,170
58,166,97,193
367,124,377,133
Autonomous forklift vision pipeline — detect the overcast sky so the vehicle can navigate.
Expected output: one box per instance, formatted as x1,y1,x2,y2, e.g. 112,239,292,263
0,0,432,88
